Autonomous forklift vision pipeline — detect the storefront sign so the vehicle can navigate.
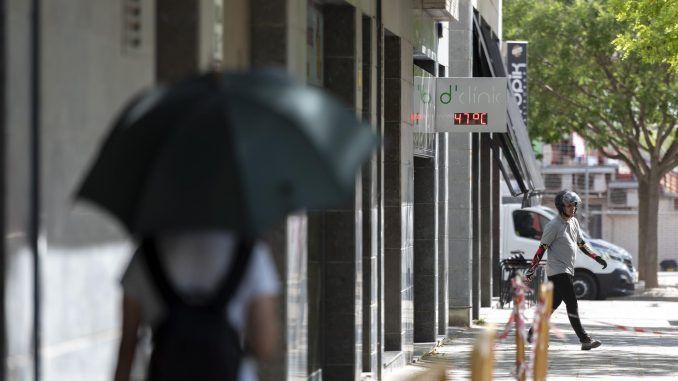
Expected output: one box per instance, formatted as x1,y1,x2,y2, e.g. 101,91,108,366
412,76,436,133
505,41,528,127
434,77,507,133
412,77,508,133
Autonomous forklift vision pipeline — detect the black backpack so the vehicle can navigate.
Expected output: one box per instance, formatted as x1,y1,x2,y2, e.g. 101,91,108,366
142,238,253,381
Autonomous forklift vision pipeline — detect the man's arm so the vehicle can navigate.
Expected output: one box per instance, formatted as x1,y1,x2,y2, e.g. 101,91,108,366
530,243,548,268
525,243,548,281
578,241,607,269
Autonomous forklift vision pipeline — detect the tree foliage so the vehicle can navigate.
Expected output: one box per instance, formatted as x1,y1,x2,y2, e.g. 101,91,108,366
610,0,678,73
503,0,678,286
503,0,677,178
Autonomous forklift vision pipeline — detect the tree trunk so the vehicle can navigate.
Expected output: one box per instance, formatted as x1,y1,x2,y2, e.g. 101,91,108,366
638,174,660,288
637,180,648,281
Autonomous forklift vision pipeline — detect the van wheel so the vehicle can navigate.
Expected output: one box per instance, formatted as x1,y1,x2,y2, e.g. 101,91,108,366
573,272,598,300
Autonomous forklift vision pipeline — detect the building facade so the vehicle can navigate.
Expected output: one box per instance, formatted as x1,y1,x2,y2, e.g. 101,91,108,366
1,1,541,380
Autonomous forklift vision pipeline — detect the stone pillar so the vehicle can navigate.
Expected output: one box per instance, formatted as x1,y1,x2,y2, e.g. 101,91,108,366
446,0,474,329
222,0,250,69
246,2,309,380
375,10,385,381
413,156,438,342
492,134,502,297
361,13,379,377
250,0,287,68
471,133,480,320
383,34,403,350
307,5,364,381
156,0,199,82
383,33,414,356
480,135,493,307
437,134,449,335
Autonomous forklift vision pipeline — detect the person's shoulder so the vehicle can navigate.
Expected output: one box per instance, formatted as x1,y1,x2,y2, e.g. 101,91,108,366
544,217,561,230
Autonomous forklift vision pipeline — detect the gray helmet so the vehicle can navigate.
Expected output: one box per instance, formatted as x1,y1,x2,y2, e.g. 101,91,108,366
555,190,581,215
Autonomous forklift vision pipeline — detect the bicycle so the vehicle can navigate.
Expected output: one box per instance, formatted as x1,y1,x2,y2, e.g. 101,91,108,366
498,251,545,309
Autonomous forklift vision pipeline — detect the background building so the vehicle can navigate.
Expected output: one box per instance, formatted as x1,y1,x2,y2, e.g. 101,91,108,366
540,134,678,269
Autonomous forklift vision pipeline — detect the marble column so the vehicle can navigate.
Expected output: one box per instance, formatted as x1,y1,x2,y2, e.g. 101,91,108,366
383,34,414,357
446,0,474,328
437,134,449,335
308,4,364,380
248,1,309,380
360,14,379,377
413,156,438,342
480,135,493,307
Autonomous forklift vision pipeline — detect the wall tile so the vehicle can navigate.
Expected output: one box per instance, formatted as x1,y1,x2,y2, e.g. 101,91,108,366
413,204,436,239
324,58,357,106
324,210,357,262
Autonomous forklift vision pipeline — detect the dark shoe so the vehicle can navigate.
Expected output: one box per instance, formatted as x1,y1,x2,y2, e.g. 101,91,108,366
580,338,601,350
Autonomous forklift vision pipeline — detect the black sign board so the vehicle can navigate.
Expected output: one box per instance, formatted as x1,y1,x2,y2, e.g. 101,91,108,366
505,41,528,127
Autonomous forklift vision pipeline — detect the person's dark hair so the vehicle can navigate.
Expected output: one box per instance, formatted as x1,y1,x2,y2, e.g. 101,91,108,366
554,190,582,215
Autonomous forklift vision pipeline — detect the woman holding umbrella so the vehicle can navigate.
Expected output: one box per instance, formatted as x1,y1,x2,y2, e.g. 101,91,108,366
77,71,377,381
114,232,280,381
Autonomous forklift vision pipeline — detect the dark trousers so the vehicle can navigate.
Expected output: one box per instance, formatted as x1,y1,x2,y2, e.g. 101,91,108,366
530,273,589,342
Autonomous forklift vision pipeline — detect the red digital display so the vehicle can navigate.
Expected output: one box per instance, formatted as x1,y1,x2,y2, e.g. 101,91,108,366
453,112,488,125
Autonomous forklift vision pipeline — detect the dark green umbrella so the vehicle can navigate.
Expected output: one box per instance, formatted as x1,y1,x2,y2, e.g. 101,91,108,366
76,70,377,235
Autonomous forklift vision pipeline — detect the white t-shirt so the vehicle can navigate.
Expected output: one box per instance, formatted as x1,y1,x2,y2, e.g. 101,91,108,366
121,231,280,381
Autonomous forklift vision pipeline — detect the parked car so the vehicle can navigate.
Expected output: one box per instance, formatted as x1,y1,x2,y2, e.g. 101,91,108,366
501,203,635,300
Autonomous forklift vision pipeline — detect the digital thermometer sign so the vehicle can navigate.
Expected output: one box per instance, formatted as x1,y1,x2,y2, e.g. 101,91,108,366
433,77,507,132
453,112,487,125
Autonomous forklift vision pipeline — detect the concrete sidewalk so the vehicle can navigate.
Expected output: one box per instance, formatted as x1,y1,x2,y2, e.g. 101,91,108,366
387,277,678,380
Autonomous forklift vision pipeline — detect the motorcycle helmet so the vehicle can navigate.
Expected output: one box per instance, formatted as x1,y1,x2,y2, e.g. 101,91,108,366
555,190,581,215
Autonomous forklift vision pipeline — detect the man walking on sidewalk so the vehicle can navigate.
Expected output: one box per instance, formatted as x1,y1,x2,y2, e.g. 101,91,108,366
525,190,607,350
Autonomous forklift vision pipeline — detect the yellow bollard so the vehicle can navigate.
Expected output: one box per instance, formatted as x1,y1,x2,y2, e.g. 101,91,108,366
513,276,526,381
533,282,554,381
471,325,495,381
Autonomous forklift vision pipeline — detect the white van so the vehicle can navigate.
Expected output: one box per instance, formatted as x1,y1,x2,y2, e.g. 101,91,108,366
501,203,635,299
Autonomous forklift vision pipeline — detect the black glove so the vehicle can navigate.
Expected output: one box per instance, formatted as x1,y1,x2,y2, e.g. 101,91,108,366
595,256,607,269
525,267,536,282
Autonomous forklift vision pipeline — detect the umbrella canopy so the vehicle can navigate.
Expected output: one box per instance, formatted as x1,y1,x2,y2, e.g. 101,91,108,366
77,70,377,235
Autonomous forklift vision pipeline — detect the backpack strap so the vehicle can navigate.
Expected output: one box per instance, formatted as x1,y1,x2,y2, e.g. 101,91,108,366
142,237,182,307
209,238,254,311
142,237,254,311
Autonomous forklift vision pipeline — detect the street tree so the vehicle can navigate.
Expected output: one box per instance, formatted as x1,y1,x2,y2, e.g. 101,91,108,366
610,0,678,73
504,0,678,287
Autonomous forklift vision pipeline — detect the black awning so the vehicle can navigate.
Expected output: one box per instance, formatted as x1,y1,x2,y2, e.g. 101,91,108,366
472,13,545,197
